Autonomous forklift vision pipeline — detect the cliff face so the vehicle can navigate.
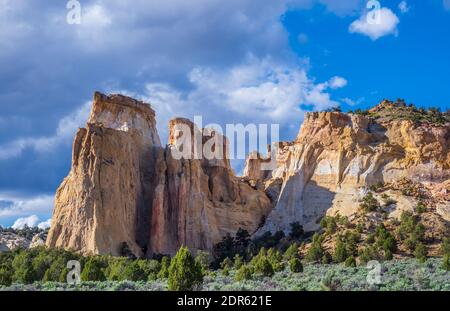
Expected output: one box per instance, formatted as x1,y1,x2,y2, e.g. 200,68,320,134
149,118,272,255
47,94,449,257
46,93,272,257
46,93,162,256
244,105,450,234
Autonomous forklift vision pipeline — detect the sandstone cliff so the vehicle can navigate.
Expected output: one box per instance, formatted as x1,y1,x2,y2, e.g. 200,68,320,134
149,118,272,255
47,94,449,258
243,101,450,235
46,93,162,257
46,93,273,257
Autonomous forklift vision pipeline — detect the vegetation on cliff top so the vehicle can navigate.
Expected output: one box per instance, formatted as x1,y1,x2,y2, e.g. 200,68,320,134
348,99,450,125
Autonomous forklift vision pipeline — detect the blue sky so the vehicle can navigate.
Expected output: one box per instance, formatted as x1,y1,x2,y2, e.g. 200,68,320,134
0,0,449,227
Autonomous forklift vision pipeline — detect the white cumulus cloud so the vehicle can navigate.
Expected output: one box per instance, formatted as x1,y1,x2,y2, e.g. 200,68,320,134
38,218,51,230
349,7,400,40
11,215,39,229
142,57,347,142
10,215,51,229
328,76,348,89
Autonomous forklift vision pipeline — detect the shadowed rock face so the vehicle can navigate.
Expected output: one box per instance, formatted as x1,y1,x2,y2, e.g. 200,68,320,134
47,94,449,257
46,93,162,257
46,92,273,257
148,118,273,256
244,108,450,234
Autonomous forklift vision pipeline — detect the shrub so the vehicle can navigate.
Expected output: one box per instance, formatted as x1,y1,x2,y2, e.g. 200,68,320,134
168,247,203,291
221,266,230,276
283,243,299,261
253,255,274,277
31,248,53,281
43,256,71,282
220,257,233,270
212,233,235,266
360,192,379,213
235,264,253,281
414,243,427,263
267,248,284,272
12,250,37,284
320,216,337,235
157,256,170,279
145,260,161,281
359,246,380,265
397,211,424,254
121,260,148,281
384,250,393,260
0,264,13,286
305,233,324,262
333,238,348,263
80,257,106,281
289,258,303,273
233,254,244,269
344,256,356,267
441,238,450,256
365,233,375,244
416,201,426,214
195,251,211,274
442,255,450,271
321,252,332,264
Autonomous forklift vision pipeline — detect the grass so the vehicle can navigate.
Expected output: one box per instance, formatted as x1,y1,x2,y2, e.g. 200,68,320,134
1,258,448,291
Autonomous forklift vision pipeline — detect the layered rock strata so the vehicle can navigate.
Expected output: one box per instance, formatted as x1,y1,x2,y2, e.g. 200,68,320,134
47,93,272,257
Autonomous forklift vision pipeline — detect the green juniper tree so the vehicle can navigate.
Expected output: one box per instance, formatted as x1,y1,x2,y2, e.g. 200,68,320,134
289,258,303,273
168,247,203,291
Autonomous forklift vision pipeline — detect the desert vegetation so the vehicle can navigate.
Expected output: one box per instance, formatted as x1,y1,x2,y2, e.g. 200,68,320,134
350,99,450,125
1,219,449,291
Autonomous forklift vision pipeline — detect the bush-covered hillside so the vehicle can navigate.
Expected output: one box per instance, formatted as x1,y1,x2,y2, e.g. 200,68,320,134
350,99,450,125
1,258,448,291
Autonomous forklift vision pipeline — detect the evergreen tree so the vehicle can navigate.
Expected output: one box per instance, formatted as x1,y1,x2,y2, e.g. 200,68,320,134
157,256,171,279
12,250,37,284
441,238,450,256
168,247,203,291
344,256,356,267
283,242,299,261
414,243,427,263
305,233,324,262
195,251,211,274
289,258,303,273
235,264,253,281
253,255,274,277
80,257,106,281
0,264,13,286
442,255,450,271
233,254,244,269
333,238,348,263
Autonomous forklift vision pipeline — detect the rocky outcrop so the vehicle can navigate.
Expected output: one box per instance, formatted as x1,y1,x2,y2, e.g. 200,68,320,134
0,231,48,252
46,93,162,257
47,94,449,257
47,93,273,257
149,118,272,255
244,104,450,234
